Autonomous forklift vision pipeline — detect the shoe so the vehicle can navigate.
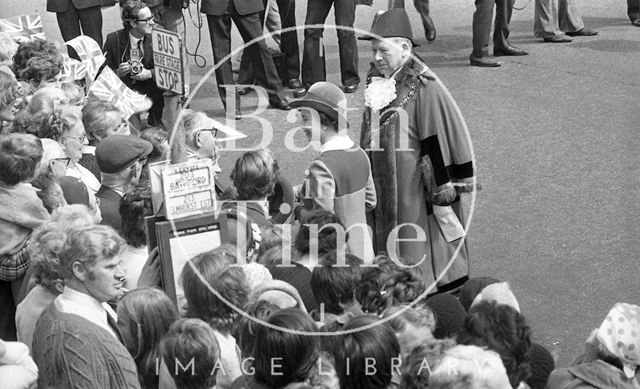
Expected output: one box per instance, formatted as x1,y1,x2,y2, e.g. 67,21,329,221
287,79,302,89
469,55,501,67
633,19,640,27
234,108,242,120
543,34,572,43
494,46,528,56
237,87,252,96
343,84,358,94
426,29,436,42
566,28,598,36
293,87,307,98
270,100,291,110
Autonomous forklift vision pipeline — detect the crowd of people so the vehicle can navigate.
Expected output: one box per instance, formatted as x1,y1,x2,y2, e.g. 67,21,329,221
0,0,638,388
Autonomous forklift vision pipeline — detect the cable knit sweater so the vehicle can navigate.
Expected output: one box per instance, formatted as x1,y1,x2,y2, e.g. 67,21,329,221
32,302,141,389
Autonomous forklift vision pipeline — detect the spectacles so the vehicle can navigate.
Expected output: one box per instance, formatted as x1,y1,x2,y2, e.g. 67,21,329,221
137,16,155,24
64,134,87,144
53,157,71,167
198,128,218,137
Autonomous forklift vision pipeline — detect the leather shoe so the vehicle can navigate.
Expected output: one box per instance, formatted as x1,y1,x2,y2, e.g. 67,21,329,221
543,34,572,43
270,100,291,111
343,84,358,94
234,108,242,120
494,46,528,56
237,86,252,96
426,29,436,42
293,87,307,98
287,79,302,89
566,28,598,36
633,19,640,27
469,55,501,67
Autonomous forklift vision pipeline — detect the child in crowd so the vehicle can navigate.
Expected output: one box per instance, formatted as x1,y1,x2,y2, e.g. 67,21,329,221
457,300,532,388
181,248,248,389
333,315,401,389
119,189,154,290
311,251,363,327
160,318,221,389
118,287,179,389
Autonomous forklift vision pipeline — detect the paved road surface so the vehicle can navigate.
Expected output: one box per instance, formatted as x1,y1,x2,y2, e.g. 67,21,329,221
3,0,639,367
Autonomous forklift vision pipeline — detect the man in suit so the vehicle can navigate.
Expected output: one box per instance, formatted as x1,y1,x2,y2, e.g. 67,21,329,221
470,0,528,67
201,0,291,115
300,0,360,94
534,0,597,42
103,0,164,125
388,0,436,42
46,0,104,52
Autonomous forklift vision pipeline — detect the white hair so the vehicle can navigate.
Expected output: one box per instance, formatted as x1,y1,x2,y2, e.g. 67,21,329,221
429,345,512,389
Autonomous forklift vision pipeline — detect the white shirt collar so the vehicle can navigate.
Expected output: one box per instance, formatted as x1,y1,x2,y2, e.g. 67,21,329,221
55,286,118,338
321,135,354,153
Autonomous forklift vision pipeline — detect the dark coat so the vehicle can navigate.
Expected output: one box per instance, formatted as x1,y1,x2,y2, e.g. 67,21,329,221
102,29,160,98
47,0,102,13
200,0,264,16
96,185,123,233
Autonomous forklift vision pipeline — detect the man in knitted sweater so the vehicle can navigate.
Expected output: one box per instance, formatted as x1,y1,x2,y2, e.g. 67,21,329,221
32,225,140,389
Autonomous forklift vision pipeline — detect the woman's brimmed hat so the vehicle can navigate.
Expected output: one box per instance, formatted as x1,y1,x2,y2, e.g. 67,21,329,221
289,81,349,128
358,8,420,47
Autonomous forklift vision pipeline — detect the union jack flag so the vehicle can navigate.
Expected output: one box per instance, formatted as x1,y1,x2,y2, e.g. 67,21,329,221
0,14,45,43
88,66,152,118
65,35,106,85
61,54,88,82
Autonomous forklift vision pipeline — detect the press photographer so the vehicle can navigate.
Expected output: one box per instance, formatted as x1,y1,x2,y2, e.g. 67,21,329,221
103,0,165,126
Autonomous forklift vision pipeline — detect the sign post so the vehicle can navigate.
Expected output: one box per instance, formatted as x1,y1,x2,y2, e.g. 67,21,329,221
161,159,217,220
152,27,184,95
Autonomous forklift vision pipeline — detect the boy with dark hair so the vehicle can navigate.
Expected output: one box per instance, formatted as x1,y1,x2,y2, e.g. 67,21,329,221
333,315,401,389
311,251,363,325
160,318,221,389
457,300,532,388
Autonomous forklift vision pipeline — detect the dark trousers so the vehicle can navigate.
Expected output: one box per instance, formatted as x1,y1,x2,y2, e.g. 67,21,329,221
238,0,300,85
207,7,285,110
301,0,360,89
389,0,435,38
628,0,640,22
472,0,513,57
56,5,103,57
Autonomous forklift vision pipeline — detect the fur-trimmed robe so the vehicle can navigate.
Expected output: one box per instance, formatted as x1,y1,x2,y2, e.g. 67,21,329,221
360,56,474,290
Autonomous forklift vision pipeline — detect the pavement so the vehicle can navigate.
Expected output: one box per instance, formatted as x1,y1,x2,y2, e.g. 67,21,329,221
3,0,640,367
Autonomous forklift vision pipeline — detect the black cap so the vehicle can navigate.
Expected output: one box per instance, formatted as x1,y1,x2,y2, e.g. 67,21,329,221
358,8,419,47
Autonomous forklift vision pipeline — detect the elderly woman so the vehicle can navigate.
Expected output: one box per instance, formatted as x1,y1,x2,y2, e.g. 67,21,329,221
31,139,70,213
38,107,101,193
546,303,640,388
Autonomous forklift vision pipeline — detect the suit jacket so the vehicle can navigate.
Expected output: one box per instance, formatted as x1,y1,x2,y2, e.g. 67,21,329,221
96,186,123,233
200,0,264,16
103,29,156,92
47,0,102,13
